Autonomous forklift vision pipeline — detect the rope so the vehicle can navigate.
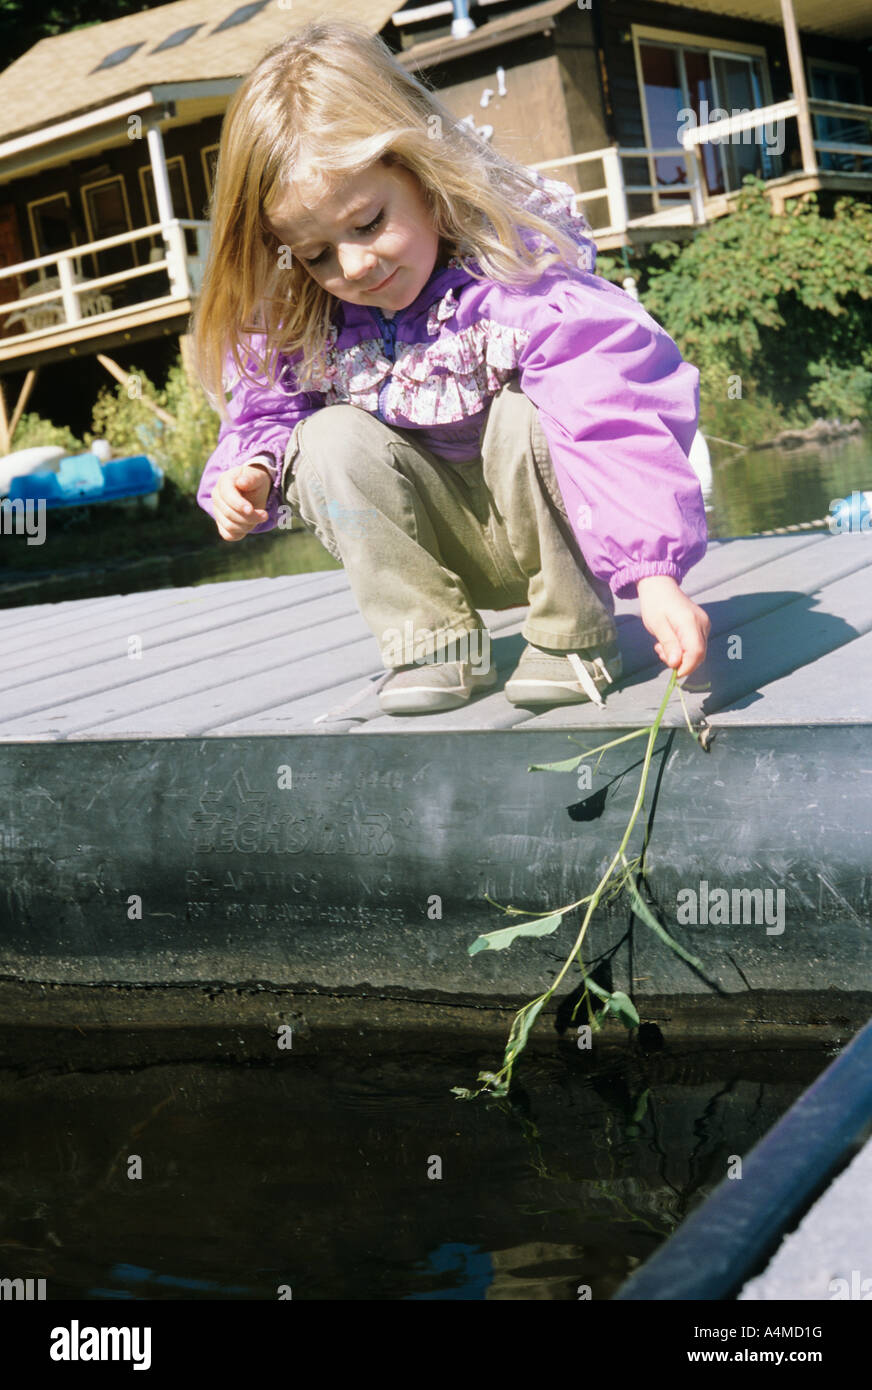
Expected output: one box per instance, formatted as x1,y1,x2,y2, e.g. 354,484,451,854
746,515,833,536
703,432,748,451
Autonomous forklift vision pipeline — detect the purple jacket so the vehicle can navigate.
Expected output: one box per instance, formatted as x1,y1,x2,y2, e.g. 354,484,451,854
197,205,706,599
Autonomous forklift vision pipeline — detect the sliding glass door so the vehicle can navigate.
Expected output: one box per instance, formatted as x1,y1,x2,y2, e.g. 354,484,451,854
639,39,780,201
637,44,718,197
712,54,780,188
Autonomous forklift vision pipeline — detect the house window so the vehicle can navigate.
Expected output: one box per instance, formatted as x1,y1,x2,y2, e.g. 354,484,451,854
636,33,781,199
94,42,145,72
25,193,87,287
81,176,138,286
153,25,203,52
28,194,76,260
807,60,872,174
213,2,269,33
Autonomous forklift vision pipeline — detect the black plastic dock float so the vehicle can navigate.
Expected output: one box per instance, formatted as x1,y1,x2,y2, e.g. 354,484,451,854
1,530,871,1002
613,1013,872,1300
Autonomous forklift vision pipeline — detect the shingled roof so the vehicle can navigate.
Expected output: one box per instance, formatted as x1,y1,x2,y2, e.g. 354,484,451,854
0,0,400,143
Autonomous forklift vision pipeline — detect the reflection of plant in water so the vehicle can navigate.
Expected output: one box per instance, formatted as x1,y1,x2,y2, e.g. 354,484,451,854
454,672,713,1101
497,1088,672,1238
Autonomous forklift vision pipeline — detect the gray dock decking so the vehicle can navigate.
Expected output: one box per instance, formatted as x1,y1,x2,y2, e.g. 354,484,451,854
1,530,871,999
2,530,871,737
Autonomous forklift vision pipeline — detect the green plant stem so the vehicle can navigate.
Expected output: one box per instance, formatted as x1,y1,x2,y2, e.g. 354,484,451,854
545,669,678,1000
674,679,701,742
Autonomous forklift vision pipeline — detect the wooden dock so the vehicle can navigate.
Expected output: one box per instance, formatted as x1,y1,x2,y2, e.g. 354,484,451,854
1,529,871,1004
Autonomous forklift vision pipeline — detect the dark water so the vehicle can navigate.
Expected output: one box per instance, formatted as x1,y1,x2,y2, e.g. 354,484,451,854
1,436,869,609
0,1030,836,1300
0,524,340,611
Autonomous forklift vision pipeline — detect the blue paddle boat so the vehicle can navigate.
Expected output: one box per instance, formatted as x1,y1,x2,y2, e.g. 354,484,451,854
6,452,163,510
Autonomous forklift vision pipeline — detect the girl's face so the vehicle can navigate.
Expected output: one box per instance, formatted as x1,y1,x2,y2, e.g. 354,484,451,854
266,158,441,312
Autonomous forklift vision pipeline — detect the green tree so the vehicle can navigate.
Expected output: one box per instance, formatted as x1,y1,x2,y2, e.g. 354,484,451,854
599,180,872,440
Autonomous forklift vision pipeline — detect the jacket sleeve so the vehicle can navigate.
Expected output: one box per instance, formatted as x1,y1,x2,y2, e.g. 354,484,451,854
515,271,707,599
197,335,325,535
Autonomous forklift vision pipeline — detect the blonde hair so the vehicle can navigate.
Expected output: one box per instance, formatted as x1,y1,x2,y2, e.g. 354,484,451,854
192,18,589,419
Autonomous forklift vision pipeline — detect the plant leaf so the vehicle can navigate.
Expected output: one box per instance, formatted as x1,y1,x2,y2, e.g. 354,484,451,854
527,754,584,773
468,911,565,955
631,1088,651,1123
623,873,704,970
606,990,640,1029
581,976,639,1029
582,974,611,1002
503,996,548,1069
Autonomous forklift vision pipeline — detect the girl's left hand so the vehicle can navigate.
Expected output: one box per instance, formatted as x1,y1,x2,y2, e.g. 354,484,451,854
637,575,711,679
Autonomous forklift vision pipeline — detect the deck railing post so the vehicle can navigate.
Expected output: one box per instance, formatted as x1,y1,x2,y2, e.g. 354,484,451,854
145,122,190,298
602,147,628,235
780,0,817,175
684,147,707,224
165,219,191,300
56,256,81,325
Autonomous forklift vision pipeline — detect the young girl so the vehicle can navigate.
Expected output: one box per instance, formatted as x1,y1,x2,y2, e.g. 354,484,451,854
193,19,710,716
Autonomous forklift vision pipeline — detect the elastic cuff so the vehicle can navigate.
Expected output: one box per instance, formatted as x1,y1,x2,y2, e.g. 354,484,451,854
246,451,278,480
611,561,684,599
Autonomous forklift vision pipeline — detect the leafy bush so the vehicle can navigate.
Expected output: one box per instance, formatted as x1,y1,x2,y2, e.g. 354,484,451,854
10,412,84,455
89,357,219,497
89,365,161,458
596,180,872,442
806,359,872,421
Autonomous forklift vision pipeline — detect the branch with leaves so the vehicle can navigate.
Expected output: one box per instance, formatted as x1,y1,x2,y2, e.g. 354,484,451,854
453,670,714,1101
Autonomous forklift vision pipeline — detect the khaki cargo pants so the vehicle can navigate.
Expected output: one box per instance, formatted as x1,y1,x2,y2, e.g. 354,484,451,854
281,379,617,668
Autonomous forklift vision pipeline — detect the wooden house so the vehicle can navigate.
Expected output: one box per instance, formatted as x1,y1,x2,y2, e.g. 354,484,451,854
0,0,869,448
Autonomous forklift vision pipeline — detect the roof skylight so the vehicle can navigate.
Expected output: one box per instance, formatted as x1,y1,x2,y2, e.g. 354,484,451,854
94,42,145,72
153,25,204,53
213,2,270,33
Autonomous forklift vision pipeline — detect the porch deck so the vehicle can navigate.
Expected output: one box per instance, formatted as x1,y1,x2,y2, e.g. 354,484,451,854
1,528,870,1005
0,295,195,372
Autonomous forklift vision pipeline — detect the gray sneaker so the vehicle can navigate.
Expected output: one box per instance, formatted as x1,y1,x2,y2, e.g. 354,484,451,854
379,658,498,715
505,641,622,707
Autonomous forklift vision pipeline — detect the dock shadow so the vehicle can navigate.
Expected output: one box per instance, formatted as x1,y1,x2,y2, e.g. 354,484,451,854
695,593,859,716
610,593,860,715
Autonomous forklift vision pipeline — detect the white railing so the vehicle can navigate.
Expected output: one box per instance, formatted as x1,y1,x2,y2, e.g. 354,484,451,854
0,218,210,343
532,97,872,241
679,98,872,170
809,98,872,168
532,145,704,237
678,97,800,150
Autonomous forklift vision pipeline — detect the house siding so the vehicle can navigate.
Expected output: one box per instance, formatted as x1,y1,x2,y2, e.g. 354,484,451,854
554,6,611,197
421,32,576,173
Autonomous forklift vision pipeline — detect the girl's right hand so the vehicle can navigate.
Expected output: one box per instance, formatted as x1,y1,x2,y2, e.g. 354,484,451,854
212,463,272,540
